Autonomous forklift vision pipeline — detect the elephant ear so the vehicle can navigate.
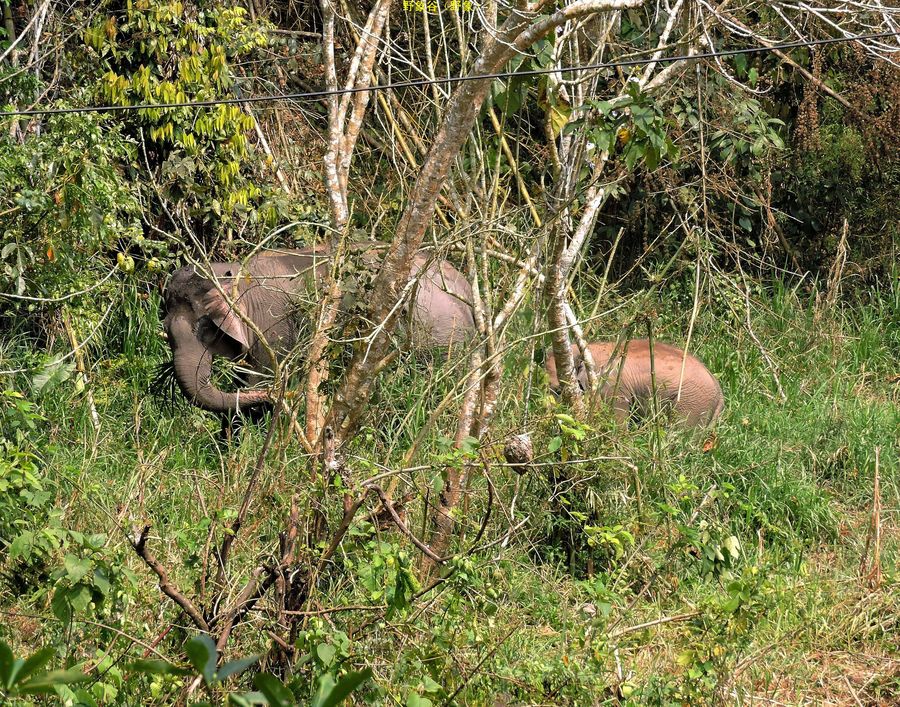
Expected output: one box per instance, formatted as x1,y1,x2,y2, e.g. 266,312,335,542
573,353,590,392
199,279,250,351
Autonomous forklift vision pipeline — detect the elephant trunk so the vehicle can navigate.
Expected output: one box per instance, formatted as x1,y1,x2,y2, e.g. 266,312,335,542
169,317,269,413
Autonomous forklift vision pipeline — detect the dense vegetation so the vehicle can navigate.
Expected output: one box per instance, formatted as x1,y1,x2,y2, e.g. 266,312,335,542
1,0,898,705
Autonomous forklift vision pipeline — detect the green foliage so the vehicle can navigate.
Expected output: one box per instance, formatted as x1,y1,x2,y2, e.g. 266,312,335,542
547,412,592,458
707,96,785,173
0,392,62,575
48,531,134,626
184,634,259,687
83,1,275,226
0,112,142,300
0,640,90,700
775,118,900,273
124,633,370,706
664,567,774,703
583,522,635,560
581,81,680,172
311,668,374,707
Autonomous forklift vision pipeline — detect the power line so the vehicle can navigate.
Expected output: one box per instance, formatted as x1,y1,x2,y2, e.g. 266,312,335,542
2,30,897,118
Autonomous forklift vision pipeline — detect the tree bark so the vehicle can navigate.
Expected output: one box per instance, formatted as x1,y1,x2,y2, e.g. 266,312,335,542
326,0,643,443
307,0,393,445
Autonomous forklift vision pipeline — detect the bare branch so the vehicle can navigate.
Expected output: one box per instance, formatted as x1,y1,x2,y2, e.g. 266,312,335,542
368,484,445,563
131,526,210,632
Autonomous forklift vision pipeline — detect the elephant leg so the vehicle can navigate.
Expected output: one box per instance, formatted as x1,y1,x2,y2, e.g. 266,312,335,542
612,395,633,424
601,384,633,424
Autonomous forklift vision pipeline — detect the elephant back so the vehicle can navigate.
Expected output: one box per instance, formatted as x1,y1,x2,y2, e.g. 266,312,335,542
547,339,723,427
596,340,723,425
406,254,476,351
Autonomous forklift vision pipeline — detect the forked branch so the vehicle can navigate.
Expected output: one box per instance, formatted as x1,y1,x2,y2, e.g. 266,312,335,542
132,525,210,632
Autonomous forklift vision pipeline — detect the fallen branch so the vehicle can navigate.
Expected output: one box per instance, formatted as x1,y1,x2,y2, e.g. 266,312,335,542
131,525,210,632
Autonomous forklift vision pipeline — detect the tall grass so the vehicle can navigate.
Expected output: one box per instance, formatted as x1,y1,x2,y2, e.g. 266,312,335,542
1,271,897,704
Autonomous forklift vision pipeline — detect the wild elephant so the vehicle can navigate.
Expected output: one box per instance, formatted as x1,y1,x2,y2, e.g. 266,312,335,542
545,339,724,427
161,246,475,413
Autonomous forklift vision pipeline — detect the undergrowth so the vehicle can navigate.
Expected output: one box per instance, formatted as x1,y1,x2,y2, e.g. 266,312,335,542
1,272,898,705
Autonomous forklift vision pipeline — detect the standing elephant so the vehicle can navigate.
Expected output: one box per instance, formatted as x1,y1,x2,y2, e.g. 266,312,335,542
161,246,475,413
545,339,724,427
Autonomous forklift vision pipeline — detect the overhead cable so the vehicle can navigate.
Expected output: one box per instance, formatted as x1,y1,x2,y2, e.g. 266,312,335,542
2,30,897,118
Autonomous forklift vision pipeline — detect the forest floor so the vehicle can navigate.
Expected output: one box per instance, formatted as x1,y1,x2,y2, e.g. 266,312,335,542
1,274,898,705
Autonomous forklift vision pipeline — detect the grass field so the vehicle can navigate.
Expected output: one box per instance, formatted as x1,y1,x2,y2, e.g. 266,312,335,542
1,271,898,705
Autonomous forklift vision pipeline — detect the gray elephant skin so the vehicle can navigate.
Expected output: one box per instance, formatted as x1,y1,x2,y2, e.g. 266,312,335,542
162,246,475,413
545,339,724,427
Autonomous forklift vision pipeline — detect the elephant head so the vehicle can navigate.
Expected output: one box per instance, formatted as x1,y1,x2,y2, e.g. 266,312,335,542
162,250,325,413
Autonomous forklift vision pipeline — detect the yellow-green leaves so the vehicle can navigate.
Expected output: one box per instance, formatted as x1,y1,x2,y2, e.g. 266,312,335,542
83,1,276,225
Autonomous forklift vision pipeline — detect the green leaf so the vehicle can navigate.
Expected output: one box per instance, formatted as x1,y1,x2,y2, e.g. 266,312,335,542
14,647,55,688
624,144,640,172
421,675,441,694
9,532,34,560
547,436,562,454
459,436,479,455
316,643,336,667
407,695,434,707
216,655,260,682
85,533,107,550
92,568,111,596
630,105,653,130
253,672,293,706
185,635,217,685
18,669,91,694
32,357,76,394
723,535,741,559
64,555,92,584
313,668,373,707
547,103,572,138
50,588,72,623
67,584,93,614
0,642,15,689
228,692,268,707
126,659,190,676
722,596,741,613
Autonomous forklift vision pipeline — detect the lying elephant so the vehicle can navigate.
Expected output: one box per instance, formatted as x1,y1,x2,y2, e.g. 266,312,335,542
545,339,724,427
161,246,475,413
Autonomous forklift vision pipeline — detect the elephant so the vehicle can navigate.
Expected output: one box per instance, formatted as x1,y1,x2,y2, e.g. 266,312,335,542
161,246,475,414
545,339,724,427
